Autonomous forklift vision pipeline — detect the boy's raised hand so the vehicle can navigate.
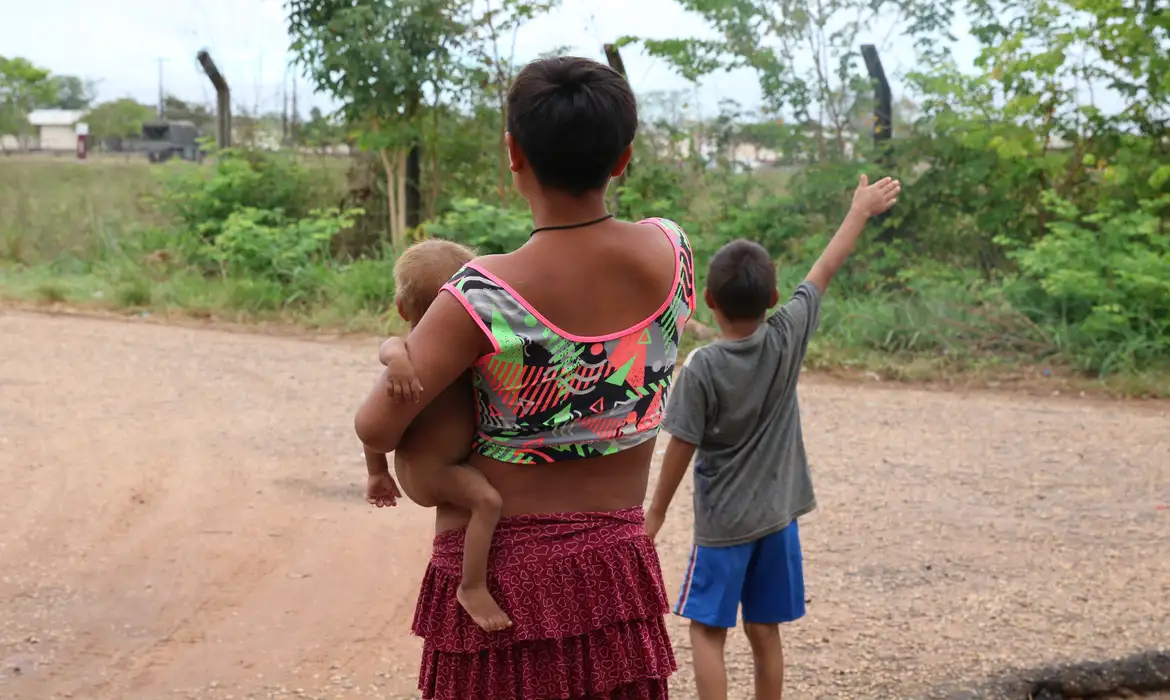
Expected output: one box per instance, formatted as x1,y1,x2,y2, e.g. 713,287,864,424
851,174,901,218
805,174,903,294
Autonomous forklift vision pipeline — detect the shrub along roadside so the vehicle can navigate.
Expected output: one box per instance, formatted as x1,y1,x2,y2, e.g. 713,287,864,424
1,150,1167,397
1,150,402,333
5,251,1167,398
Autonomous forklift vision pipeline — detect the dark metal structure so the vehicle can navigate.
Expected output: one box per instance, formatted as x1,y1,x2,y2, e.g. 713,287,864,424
603,43,631,215
406,147,421,230
142,120,202,162
860,44,892,153
603,43,628,79
860,44,895,239
197,50,232,150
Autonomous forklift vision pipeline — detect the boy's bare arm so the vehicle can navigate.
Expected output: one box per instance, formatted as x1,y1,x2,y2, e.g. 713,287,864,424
645,435,698,542
379,336,424,402
805,174,901,294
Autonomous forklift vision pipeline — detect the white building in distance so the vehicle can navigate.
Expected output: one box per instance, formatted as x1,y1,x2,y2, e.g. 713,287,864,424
28,109,86,151
0,109,87,152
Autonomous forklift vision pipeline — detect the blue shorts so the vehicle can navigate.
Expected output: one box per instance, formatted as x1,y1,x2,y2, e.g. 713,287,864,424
673,519,805,629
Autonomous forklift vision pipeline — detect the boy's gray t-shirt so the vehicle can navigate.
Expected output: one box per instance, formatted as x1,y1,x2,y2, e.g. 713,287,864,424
662,281,821,548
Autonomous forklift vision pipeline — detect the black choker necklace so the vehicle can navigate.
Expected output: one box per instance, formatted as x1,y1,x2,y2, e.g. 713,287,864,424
529,213,614,237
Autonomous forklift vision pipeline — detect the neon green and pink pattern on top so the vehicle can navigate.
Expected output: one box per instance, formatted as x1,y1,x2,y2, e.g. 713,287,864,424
440,218,696,464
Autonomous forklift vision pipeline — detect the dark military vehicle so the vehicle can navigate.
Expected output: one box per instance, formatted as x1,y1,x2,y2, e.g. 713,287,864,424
142,120,203,163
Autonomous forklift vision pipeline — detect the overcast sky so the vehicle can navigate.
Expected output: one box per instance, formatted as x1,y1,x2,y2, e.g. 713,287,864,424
4,0,984,118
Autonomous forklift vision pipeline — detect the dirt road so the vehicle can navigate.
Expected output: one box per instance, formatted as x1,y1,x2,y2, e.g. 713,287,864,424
1,311,1167,700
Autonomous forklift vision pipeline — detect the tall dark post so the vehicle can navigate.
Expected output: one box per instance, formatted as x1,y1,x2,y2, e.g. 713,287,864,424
406,146,421,229
197,50,232,150
860,44,892,159
604,43,631,217
860,44,894,240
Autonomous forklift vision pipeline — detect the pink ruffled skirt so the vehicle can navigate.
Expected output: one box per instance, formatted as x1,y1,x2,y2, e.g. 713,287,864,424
412,507,676,699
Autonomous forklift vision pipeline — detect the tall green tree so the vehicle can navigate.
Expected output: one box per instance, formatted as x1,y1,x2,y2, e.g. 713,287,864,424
456,1,561,203
44,75,97,110
300,106,347,151
162,95,214,130
288,0,463,244
619,0,960,163
84,98,155,145
0,56,56,141
620,0,895,162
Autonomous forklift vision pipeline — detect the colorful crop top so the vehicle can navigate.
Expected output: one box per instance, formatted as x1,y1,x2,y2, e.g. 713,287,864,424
440,218,696,464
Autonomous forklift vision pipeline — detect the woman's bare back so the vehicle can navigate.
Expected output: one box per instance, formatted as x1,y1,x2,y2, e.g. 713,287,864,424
433,220,678,531
478,220,678,337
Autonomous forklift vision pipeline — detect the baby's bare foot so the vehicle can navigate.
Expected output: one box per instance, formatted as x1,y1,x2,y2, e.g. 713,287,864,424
457,584,512,632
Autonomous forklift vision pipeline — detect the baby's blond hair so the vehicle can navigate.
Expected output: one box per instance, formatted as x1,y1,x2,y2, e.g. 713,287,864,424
393,239,477,323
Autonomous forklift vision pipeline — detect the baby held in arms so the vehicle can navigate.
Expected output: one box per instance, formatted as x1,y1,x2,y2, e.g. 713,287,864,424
362,239,510,632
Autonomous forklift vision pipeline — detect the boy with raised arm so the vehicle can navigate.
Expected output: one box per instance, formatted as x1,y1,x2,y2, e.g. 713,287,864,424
645,175,901,699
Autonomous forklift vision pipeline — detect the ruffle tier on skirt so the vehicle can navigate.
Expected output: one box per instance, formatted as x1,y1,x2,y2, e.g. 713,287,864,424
412,507,676,699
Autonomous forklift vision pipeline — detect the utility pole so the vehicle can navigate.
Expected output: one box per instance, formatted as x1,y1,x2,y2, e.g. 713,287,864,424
290,77,298,146
281,73,289,146
156,58,166,119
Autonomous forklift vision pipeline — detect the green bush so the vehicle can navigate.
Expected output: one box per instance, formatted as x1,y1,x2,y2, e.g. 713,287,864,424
6,0,1170,388
1000,192,1170,374
330,251,400,315
618,157,689,223
421,198,531,255
193,206,362,307
157,148,338,243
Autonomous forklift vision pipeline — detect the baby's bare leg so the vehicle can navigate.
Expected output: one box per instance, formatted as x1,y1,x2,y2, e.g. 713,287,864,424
433,464,511,632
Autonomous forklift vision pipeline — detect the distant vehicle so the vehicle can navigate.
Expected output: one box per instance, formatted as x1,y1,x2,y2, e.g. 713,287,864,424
141,120,203,163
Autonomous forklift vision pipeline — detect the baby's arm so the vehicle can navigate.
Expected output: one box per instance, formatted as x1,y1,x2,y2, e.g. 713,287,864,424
379,336,424,402
364,445,401,508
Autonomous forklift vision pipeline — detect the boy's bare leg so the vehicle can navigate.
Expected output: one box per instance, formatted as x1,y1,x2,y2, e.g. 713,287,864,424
690,621,728,700
744,621,784,700
434,464,510,632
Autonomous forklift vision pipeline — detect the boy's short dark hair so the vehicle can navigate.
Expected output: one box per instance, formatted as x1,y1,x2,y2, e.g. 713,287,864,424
394,239,476,323
507,56,638,196
707,239,776,321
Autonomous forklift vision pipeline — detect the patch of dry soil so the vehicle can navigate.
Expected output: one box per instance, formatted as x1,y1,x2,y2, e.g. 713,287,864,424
1,311,1167,699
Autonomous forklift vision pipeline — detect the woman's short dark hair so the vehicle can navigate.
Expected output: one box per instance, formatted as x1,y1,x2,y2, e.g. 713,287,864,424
507,56,638,196
707,239,776,321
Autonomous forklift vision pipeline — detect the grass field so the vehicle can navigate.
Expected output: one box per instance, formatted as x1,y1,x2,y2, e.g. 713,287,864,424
0,155,393,332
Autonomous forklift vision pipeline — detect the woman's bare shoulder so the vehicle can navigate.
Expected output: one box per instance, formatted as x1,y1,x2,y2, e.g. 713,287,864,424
468,252,509,272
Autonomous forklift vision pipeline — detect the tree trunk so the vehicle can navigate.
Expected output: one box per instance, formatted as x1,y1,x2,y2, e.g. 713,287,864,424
427,108,441,221
396,148,408,243
496,87,509,205
379,147,401,247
